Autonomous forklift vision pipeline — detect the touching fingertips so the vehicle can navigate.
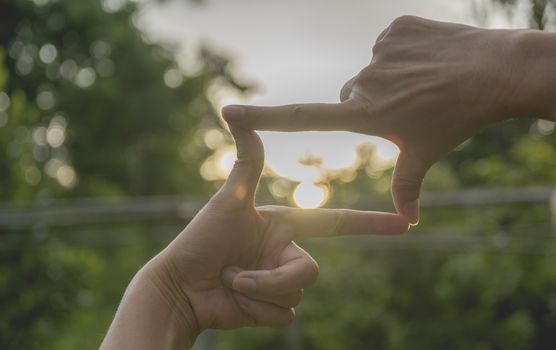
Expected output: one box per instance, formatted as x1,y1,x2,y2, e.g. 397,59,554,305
222,105,246,122
403,199,420,226
387,215,411,235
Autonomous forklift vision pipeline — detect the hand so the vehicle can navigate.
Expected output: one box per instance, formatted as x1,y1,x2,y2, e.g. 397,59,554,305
145,124,410,339
222,16,532,225
101,123,409,349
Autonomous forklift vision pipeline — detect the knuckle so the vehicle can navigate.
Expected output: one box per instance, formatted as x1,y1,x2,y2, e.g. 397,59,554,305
342,97,364,117
390,15,418,29
348,72,363,91
334,210,347,235
371,39,388,57
290,104,309,126
357,65,387,86
270,268,284,282
291,104,303,116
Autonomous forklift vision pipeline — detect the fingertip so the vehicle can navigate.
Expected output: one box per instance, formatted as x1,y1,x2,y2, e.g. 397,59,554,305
222,105,246,123
233,276,257,294
385,214,411,235
405,222,412,232
403,199,420,226
234,293,296,328
268,307,296,329
304,260,320,286
221,266,242,289
282,308,296,328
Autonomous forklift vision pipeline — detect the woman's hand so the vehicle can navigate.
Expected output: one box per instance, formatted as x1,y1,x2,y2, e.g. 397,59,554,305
102,124,409,349
223,16,555,225
150,125,409,331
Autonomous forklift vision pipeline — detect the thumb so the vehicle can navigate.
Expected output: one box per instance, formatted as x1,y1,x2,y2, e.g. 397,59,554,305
218,122,264,205
391,151,428,225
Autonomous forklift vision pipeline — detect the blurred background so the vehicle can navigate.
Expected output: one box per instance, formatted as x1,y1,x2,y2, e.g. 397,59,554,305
1,0,556,349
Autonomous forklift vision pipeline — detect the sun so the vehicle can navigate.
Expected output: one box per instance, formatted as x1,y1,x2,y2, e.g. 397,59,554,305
293,182,328,209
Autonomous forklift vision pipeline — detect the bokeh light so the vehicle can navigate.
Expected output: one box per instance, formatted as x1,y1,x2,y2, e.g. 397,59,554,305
75,67,96,88
0,92,11,111
56,164,77,188
0,112,8,128
39,43,57,64
163,68,183,88
200,145,236,181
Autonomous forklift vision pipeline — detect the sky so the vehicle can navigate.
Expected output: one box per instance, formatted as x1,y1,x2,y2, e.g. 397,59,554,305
136,0,518,207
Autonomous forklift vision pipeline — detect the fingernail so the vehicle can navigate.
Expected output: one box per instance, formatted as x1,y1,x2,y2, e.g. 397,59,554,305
222,105,245,122
221,267,240,287
403,199,420,226
233,277,257,293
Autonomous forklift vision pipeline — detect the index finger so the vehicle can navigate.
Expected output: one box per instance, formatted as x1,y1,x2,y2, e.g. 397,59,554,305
222,101,362,132
259,207,410,237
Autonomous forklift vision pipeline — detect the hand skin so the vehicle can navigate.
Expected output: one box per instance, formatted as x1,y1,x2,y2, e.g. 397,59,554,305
222,16,556,225
100,123,410,349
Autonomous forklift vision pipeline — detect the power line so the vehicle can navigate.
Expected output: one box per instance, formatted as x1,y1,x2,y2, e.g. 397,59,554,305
0,187,554,229
1,186,555,255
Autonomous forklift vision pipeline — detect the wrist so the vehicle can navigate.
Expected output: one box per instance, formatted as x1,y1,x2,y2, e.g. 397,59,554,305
142,256,201,348
503,29,556,121
101,261,200,350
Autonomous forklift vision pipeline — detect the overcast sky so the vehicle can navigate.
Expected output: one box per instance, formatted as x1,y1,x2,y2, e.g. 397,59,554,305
139,0,473,103
137,0,518,185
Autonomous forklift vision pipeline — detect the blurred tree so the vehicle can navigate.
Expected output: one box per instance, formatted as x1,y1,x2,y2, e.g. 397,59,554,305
0,0,251,201
0,0,249,348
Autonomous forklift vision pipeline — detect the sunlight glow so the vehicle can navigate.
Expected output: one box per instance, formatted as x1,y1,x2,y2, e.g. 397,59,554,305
204,97,401,205
321,147,358,171
373,141,400,170
200,146,236,181
203,128,226,150
293,182,327,209
217,148,236,174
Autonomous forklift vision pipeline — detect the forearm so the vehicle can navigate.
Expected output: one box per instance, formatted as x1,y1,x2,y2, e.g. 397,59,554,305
100,262,199,350
510,30,556,121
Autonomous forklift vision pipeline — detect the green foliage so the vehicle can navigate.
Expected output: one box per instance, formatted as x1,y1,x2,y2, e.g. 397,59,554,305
0,0,244,348
0,0,221,201
490,0,556,29
0,236,101,349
